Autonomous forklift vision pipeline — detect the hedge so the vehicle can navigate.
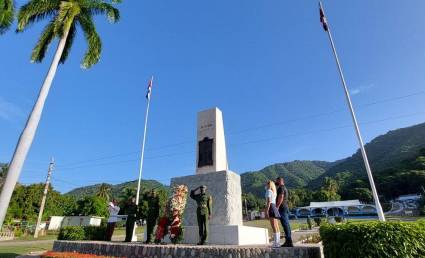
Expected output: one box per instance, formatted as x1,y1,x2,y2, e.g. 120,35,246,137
58,226,107,241
320,220,425,258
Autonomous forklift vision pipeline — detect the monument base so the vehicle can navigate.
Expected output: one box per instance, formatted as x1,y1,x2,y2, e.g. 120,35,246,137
53,240,323,258
143,225,269,245
181,225,269,245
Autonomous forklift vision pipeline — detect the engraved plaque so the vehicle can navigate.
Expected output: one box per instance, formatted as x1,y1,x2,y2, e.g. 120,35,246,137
198,137,213,167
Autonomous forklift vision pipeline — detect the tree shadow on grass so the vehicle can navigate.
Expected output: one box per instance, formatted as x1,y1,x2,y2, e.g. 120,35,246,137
0,253,20,258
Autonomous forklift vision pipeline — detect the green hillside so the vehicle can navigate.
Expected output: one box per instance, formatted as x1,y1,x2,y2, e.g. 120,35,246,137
310,122,425,188
241,160,331,198
0,163,8,190
66,179,168,199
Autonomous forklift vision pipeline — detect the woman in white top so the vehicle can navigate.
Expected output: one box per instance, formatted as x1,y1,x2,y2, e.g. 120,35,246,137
265,180,281,248
106,199,120,241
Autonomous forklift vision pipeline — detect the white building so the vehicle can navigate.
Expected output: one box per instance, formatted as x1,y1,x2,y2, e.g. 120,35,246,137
48,216,103,230
295,200,377,217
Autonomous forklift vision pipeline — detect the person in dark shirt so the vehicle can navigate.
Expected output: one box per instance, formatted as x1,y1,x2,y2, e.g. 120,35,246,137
124,197,138,242
145,189,160,244
190,185,212,245
275,177,293,247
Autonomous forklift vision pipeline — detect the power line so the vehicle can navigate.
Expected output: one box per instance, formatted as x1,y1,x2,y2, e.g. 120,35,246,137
44,111,425,172
48,90,425,169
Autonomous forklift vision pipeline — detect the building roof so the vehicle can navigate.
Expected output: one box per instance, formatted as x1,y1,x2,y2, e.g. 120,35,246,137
308,200,361,208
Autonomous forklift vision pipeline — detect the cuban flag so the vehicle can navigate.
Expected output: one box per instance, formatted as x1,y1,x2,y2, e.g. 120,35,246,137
146,78,153,100
319,3,329,31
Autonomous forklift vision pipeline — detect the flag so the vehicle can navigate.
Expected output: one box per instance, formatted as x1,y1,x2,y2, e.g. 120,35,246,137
319,3,329,31
146,78,153,100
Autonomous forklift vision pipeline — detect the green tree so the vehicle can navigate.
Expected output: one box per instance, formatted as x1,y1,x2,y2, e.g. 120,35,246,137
313,189,340,202
343,188,373,203
75,196,108,217
0,0,120,227
0,164,8,190
5,183,76,223
119,187,136,204
96,183,111,201
242,193,263,212
323,177,339,193
0,0,14,34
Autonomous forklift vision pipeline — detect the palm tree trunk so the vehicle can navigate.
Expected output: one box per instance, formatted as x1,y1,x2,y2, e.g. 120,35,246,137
0,29,70,229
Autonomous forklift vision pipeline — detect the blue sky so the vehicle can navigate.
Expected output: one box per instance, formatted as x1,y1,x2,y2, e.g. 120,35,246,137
1,0,425,193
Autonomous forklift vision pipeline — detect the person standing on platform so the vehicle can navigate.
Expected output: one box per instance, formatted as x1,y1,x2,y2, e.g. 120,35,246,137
190,185,212,245
276,177,293,247
145,189,160,244
106,199,120,241
124,197,138,242
265,180,281,248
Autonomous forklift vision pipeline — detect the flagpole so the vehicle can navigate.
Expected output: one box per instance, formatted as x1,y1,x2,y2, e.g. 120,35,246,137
319,1,385,221
136,76,153,205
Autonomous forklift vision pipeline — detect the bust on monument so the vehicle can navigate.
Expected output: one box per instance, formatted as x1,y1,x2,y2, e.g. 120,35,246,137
170,107,269,245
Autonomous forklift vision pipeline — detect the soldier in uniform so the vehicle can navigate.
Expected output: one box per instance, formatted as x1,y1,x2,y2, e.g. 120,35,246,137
145,189,160,244
124,197,138,242
190,185,212,245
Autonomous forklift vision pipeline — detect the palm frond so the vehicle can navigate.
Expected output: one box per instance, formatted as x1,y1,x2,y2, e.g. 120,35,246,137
82,0,119,23
31,19,56,63
0,0,15,34
59,21,76,64
17,0,60,32
77,12,101,69
53,1,80,37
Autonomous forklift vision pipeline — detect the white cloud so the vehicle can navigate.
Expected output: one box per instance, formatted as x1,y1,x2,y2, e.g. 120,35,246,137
0,97,25,121
350,83,375,96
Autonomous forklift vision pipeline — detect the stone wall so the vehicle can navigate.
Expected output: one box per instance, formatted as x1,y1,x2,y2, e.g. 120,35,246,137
53,241,323,258
171,170,243,227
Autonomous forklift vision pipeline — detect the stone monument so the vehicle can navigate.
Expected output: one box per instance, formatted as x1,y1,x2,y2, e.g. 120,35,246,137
171,107,269,245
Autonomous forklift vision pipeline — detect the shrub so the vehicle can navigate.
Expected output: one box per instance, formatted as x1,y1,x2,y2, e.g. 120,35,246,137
58,226,85,241
83,226,107,241
320,221,425,258
313,217,323,226
58,226,106,241
307,217,313,229
334,216,343,223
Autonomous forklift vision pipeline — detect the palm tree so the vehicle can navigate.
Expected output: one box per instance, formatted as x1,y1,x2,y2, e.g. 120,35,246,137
96,183,112,201
0,0,120,228
0,0,14,34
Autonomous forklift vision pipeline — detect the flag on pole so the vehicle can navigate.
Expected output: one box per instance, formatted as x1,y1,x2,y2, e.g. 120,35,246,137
319,2,329,31
146,78,153,100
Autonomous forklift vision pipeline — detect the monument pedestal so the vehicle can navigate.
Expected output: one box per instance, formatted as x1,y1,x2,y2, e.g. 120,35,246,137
171,170,269,245
182,225,269,245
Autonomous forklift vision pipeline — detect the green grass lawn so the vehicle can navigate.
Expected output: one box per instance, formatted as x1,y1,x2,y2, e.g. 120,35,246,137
0,242,53,258
0,226,145,257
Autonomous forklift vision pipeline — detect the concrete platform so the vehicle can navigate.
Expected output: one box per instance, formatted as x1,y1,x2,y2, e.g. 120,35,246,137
181,225,269,245
53,240,323,258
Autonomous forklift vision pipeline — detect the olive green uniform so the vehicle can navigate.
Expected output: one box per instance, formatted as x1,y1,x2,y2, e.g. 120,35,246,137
146,194,160,243
124,202,138,242
190,190,212,244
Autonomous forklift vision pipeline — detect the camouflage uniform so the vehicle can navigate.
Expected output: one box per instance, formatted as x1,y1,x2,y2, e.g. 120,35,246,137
146,191,160,243
190,186,212,245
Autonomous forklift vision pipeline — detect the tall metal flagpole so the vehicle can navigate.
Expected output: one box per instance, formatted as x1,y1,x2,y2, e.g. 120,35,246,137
319,1,385,221
136,76,154,205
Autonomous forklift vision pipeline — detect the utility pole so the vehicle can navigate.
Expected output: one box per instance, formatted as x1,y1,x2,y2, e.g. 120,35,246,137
244,199,249,221
34,158,54,238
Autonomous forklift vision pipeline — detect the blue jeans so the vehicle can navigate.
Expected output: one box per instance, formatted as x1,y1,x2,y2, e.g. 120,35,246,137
279,206,292,242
